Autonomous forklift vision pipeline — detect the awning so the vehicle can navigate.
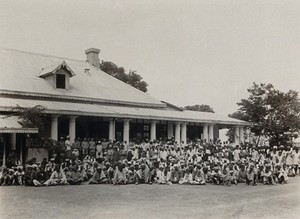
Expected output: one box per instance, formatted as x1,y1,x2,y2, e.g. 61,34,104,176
0,116,38,133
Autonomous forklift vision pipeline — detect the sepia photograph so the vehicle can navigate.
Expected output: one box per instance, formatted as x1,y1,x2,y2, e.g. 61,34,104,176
0,1,299,218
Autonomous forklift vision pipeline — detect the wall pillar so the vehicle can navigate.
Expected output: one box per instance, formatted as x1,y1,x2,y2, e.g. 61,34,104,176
123,119,130,150
234,126,240,145
203,124,208,142
69,116,77,144
109,118,116,141
150,120,157,141
11,133,16,150
181,123,187,145
20,139,23,165
239,127,244,144
2,136,6,167
167,122,173,139
51,115,59,141
213,125,220,142
209,124,214,143
175,122,181,145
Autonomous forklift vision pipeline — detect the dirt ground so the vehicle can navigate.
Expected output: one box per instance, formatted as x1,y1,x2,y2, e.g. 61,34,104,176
0,177,299,219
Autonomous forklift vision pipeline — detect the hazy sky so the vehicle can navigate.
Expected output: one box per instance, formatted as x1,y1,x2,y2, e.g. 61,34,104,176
1,0,299,116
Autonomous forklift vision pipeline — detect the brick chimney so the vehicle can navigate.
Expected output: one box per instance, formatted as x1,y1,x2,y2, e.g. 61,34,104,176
85,48,100,68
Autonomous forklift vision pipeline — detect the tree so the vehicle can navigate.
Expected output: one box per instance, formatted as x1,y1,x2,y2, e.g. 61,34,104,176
100,61,148,92
184,104,215,113
127,70,148,93
226,111,249,143
12,105,49,135
231,82,300,146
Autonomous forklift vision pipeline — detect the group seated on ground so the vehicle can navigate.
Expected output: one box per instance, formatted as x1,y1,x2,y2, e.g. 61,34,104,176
1,138,299,187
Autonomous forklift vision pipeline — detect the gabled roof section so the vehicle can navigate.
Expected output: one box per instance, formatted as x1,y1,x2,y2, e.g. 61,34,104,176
39,60,76,78
161,101,184,111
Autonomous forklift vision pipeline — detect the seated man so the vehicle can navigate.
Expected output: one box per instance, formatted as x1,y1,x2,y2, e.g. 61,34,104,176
135,163,151,184
277,165,288,184
113,163,127,185
67,165,83,185
179,169,193,185
44,164,68,186
155,164,167,184
89,167,107,184
4,169,16,186
13,166,25,186
169,165,181,184
193,165,206,185
127,166,136,184
30,164,44,186
246,165,256,186
209,166,222,185
263,166,275,185
0,167,9,186
238,165,247,183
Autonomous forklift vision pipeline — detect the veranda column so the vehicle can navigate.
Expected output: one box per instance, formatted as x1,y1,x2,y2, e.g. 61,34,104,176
123,119,130,150
234,126,240,145
181,123,187,145
150,120,157,141
239,127,244,144
209,124,214,143
20,140,23,165
2,136,6,166
174,122,181,145
109,118,116,141
203,124,208,142
11,133,16,150
69,116,77,144
51,115,59,141
167,122,173,139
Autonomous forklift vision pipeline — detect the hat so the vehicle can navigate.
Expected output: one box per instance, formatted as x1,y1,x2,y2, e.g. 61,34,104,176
32,164,38,168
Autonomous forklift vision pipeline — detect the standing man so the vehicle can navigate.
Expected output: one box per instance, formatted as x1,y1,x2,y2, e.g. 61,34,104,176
65,136,72,159
81,138,89,158
89,138,96,157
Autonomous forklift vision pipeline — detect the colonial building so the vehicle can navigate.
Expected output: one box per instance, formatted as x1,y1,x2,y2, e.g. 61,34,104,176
0,48,248,165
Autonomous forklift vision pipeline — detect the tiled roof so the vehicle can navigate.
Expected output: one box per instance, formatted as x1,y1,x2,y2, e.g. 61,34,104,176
0,48,164,107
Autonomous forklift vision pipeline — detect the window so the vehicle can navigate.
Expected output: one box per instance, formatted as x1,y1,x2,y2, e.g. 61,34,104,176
56,74,66,89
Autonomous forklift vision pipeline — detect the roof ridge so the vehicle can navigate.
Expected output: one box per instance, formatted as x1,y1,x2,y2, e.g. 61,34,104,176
0,47,86,63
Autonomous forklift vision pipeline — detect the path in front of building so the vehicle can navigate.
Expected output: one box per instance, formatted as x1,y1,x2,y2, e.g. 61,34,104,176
0,177,299,219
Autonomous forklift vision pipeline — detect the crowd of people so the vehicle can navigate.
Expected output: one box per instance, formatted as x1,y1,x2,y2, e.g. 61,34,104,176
1,136,300,187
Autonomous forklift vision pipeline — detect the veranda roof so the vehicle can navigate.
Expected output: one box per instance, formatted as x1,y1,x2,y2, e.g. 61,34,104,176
0,116,38,133
0,97,249,126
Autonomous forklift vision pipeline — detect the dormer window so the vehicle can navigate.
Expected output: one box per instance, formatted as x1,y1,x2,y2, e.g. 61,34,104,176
56,74,66,89
39,61,76,90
